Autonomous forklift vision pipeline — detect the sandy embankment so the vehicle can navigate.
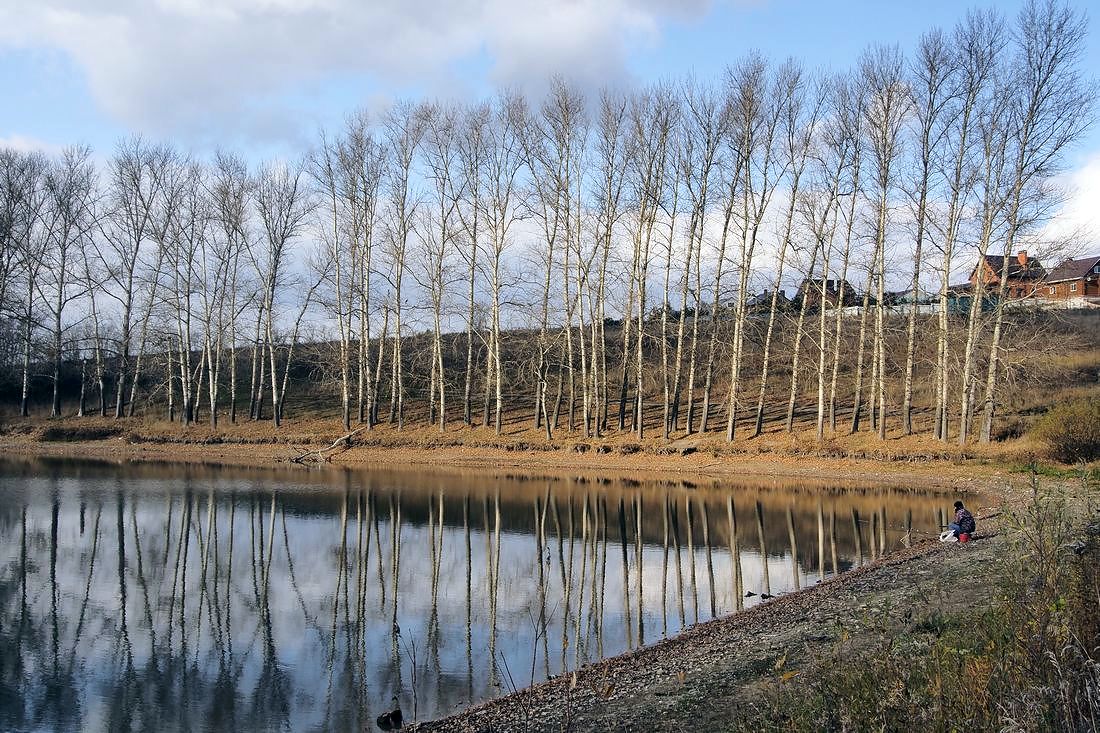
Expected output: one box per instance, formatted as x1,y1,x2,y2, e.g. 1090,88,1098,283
0,433,1009,494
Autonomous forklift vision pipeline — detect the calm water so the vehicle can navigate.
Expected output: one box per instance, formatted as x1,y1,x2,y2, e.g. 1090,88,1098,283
0,457,988,731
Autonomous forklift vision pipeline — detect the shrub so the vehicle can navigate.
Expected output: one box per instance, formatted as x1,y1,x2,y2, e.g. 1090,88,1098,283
39,424,123,442
993,415,1029,441
1032,397,1100,463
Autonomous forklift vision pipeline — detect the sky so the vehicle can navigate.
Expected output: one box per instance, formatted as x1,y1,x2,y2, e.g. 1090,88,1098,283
1,0,1098,241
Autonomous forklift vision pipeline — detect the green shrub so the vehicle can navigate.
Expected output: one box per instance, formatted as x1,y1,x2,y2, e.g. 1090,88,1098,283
1032,398,1100,463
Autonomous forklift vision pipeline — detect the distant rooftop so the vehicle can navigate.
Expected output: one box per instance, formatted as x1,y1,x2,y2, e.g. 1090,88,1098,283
1045,254,1100,284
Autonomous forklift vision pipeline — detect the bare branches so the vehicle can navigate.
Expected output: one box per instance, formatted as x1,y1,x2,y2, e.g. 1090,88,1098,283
3,5,1093,447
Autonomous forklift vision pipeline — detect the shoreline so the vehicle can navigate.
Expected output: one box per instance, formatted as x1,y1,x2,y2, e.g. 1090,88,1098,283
0,433,1010,495
408,531,998,731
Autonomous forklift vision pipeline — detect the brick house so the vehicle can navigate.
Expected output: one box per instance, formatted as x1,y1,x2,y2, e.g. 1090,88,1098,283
1041,254,1100,299
969,250,1046,298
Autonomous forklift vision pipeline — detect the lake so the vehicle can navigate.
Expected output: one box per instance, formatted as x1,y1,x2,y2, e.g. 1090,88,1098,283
0,457,984,731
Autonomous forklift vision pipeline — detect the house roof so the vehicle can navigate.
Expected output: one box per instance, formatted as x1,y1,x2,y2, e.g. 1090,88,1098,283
795,277,856,289
980,254,1046,280
1044,255,1100,284
794,278,861,307
747,290,789,307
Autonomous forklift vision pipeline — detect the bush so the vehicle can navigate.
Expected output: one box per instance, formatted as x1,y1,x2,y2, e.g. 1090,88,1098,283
39,424,123,442
1032,398,1100,463
993,415,1029,441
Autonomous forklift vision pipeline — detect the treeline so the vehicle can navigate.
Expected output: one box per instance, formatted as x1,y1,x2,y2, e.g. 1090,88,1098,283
0,1,1093,445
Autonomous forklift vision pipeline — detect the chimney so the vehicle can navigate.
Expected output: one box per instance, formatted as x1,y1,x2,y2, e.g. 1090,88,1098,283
1017,250,1028,266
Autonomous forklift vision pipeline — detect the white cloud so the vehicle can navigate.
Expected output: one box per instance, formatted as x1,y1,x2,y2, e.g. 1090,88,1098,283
0,0,713,143
0,133,65,154
1043,151,1100,255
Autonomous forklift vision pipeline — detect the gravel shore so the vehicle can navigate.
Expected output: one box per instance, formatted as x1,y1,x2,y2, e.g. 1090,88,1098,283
409,532,996,732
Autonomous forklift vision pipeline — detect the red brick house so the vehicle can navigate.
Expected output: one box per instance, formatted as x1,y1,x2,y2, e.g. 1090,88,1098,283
969,250,1046,298
1041,254,1100,299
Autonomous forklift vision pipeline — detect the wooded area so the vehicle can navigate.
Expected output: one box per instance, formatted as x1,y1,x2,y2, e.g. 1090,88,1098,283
0,1,1094,446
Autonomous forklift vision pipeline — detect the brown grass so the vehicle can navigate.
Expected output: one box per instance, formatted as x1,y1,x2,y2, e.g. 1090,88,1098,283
0,412,1023,458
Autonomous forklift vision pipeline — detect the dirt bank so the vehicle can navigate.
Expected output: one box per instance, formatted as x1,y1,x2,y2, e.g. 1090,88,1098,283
0,415,1022,493
1,434,1004,493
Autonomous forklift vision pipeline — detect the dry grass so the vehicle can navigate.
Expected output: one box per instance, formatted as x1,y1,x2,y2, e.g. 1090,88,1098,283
731,477,1100,732
1,410,1055,470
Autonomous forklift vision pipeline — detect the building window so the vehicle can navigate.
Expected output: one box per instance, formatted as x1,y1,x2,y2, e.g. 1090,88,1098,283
1070,282,1078,293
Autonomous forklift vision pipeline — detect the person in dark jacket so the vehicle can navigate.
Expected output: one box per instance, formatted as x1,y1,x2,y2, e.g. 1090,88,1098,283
948,500,976,538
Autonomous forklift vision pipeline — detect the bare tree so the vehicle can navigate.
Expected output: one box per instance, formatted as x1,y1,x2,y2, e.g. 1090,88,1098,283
381,101,425,430
977,0,1094,443
860,45,910,440
100,139,154,417
786,75,845,436
455,104,490,428
795,78,853,441
164,160,208,425
78,218,109,416
827,76,865,434
483,95,527,434
337,113,385,426
901,30,953,435
957,72,1012,446
419,102,464,432
752,61,819,438
671,79,724,435
591,90,633,436
251,160,314,427
722,56,784,441
930,10,1002,441
38,147,97,417
311,130,358,430
0,150,46,327
626,88,674,439
520,80,589,436
5,152,48,416
209,152,252,424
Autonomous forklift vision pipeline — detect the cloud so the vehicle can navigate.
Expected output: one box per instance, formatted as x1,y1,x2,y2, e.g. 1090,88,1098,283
0,0,714,143
1042,151,1100,255
0,133,65,154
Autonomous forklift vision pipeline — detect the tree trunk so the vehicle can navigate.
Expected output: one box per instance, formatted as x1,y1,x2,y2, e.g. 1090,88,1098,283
785,243,821,433
849,267,873,434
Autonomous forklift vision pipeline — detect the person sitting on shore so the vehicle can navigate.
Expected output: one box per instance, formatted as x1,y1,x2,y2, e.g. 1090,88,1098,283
948,500,976,538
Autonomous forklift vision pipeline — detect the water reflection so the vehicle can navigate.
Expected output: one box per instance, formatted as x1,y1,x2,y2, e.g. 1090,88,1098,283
0,458,988,731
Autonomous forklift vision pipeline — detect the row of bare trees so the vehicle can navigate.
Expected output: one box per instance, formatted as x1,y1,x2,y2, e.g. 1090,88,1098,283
0,0,1092,445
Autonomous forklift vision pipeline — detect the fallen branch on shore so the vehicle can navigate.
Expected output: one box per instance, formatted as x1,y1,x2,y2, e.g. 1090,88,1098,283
290,426,370,464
